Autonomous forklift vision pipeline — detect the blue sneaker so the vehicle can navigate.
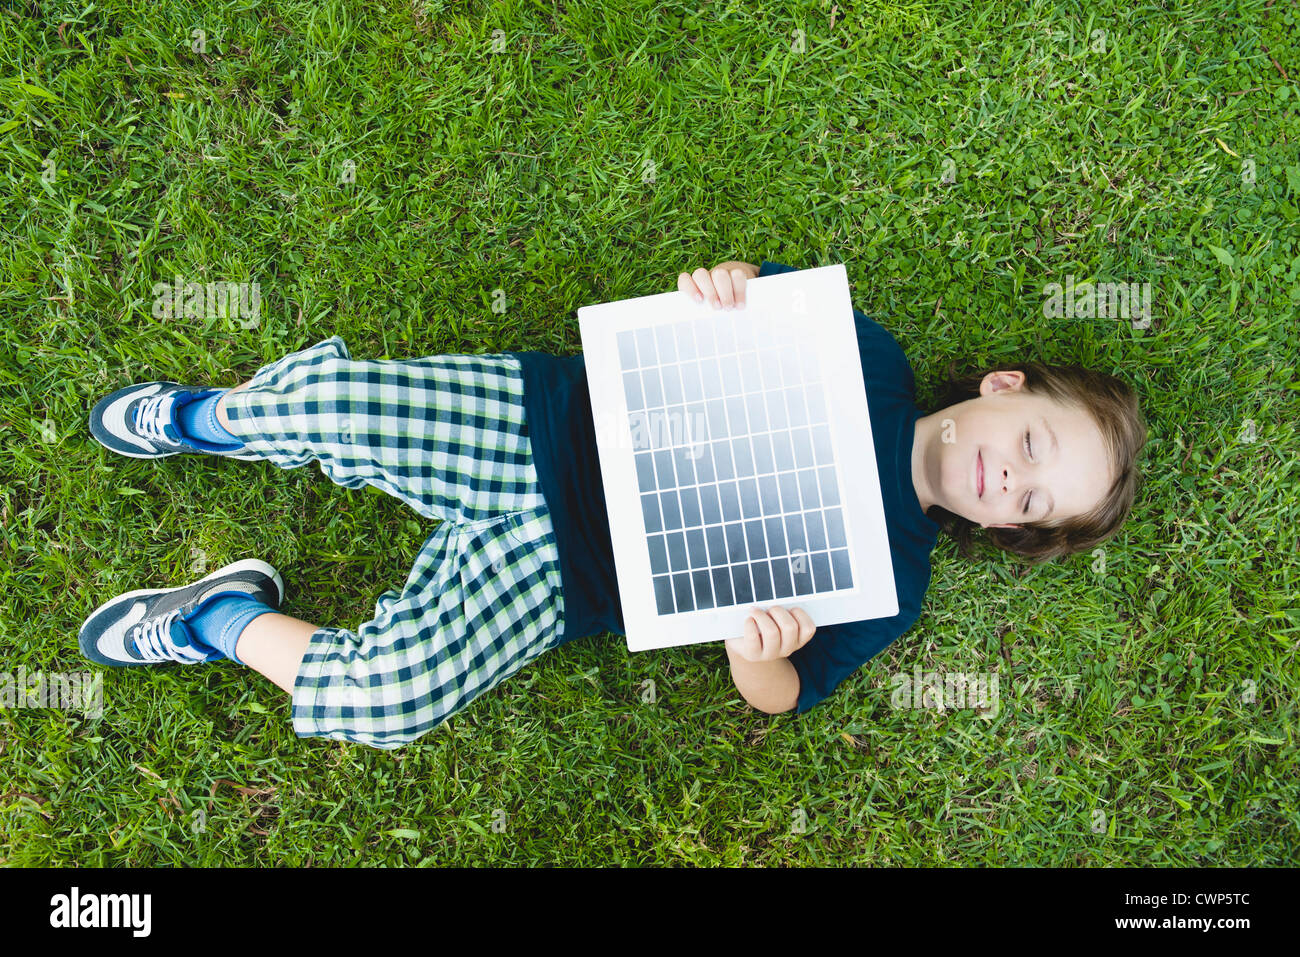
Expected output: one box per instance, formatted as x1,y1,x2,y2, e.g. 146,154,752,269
89,381,259,460
79,559,285,666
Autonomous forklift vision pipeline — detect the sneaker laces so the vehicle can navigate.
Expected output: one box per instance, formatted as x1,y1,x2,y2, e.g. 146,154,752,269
134,392,178,444
129,609,209,663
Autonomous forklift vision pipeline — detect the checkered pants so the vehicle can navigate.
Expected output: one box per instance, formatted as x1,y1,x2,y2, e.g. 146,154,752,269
220,337,565,749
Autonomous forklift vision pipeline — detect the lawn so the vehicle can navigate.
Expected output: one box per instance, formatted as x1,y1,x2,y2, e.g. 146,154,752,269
1,0,1297,865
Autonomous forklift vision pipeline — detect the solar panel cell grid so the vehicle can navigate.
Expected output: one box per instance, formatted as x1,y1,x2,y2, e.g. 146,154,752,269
616,311,856,617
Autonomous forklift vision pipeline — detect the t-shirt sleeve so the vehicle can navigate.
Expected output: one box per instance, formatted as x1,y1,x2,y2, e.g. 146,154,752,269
758,259,800,277
788,614,914,713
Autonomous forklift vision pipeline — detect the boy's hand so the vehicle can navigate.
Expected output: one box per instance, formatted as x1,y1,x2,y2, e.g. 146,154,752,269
678,260,759,310
725,605,816,661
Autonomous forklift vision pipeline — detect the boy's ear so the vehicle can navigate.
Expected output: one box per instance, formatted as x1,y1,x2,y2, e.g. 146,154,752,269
981,371,1027,395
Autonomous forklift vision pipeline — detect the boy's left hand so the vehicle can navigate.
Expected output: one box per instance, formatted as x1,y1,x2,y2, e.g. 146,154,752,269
678,260,759,310
725,605,816,661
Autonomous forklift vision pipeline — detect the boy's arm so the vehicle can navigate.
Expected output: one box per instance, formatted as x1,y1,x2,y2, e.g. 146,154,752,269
724,605,815,713
726,645,800,714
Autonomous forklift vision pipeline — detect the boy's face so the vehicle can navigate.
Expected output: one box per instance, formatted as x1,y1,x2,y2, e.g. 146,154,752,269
925,371,1114,529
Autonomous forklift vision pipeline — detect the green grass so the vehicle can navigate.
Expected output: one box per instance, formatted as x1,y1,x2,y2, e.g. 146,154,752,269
1,0,1298,865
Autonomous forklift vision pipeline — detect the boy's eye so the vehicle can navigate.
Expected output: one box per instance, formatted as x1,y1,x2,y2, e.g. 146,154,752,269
1022,430,1034,515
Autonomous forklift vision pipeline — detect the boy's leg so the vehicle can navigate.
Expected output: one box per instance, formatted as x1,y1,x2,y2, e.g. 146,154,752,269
273,506,564,750
213,336,540,524
207,512,562,749
234,611,316,694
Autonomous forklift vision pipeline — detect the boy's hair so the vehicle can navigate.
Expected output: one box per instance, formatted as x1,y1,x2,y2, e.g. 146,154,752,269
920,361,1148,564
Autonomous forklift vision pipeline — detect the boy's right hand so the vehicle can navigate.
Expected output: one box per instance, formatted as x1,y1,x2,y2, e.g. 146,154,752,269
678,260,759,310
725,605,816,661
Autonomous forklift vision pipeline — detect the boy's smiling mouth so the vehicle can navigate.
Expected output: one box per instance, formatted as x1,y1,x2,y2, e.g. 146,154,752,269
976,450,984,498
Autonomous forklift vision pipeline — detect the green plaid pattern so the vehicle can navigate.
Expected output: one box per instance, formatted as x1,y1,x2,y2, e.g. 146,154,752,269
221,336,565,749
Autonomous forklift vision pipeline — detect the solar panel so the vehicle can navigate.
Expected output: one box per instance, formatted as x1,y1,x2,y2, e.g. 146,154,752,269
579,264,898,651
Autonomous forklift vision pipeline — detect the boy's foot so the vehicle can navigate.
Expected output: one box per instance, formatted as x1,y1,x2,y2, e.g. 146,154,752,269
89,382,259,460
79,559,285,666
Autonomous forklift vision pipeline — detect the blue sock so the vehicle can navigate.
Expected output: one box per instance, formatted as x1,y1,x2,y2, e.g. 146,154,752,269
175,391,244,448
175,593,274,665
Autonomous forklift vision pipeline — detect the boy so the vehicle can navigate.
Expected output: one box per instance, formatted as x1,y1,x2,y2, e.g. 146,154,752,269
80,260,1142,748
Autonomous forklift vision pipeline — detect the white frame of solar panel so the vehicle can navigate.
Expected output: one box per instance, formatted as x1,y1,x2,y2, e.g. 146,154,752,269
579,263,898,652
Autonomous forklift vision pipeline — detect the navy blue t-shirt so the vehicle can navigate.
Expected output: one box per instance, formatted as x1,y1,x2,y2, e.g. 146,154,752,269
508,260,941,712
